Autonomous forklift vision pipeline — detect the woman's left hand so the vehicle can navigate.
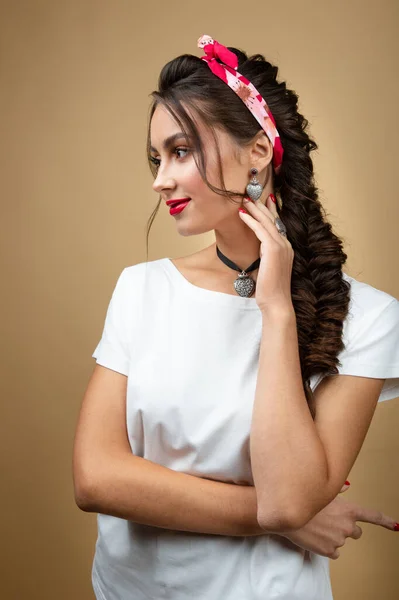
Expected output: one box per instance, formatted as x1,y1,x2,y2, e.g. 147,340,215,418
238,194,294,314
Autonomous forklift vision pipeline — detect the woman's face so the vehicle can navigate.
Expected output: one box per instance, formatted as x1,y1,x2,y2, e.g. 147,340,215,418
149,104,253,237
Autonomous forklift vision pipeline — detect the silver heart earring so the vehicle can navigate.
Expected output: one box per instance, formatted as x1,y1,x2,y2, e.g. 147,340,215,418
245,167,263,201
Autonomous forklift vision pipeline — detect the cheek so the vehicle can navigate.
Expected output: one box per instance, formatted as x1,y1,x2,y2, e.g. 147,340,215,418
182,156,234,208
182,162,209,195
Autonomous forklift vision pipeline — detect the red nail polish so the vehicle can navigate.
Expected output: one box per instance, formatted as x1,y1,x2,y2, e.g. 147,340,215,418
394,523,399,531
345,480,350,486
270,194,277,204
239,208,248,214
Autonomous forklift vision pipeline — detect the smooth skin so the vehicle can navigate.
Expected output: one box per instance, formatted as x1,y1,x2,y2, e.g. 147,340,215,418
73,365,398,561
236,194,395,534
73,105,398,560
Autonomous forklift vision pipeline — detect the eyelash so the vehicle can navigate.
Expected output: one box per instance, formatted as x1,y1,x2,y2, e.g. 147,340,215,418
149,147,190,169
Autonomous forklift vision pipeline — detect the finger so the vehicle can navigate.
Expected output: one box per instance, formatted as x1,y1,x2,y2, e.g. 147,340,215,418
241,199,285,244
339,481,350,493
355,506,399,532
243,197,275,224
266,193,279,218
330,549,340,560
249,196,275,223
260,195,291,248
238,210,279,249
350,524,363,540
265,195,292,249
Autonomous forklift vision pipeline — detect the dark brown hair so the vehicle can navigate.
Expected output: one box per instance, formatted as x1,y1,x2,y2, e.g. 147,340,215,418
145,45,351,418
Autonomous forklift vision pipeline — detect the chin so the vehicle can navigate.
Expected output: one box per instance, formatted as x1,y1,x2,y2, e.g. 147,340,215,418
174,216,215,237
177,225,213,237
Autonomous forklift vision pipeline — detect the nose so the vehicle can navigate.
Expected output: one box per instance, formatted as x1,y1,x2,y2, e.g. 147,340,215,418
152,167,176,195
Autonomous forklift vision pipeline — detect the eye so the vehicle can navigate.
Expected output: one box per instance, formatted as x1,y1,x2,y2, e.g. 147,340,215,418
175,147,189,159
149,147,190,169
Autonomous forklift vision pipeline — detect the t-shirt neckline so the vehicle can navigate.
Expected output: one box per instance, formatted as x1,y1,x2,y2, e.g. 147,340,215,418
162,257,261,310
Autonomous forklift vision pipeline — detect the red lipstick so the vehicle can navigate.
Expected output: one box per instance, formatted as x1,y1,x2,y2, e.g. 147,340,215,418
166,197,191,206
169,200,191,215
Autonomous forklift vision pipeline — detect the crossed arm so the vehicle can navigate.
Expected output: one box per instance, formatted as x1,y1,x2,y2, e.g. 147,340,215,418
76,451,276,537
73,351,385,536
73,364,282,536
251,309,385,530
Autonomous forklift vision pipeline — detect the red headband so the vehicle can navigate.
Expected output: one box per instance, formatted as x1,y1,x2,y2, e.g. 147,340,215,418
197,34,284,175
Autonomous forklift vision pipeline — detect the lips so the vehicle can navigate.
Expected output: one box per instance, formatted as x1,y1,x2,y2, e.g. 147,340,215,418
166,198,191,208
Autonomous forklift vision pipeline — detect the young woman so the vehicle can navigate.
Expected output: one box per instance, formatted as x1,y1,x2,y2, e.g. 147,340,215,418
73,34,399,600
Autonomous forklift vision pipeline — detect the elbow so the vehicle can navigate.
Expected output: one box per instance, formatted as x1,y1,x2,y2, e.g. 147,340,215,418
74,485,95,511
257,506,308,533
257,486,333,533
73,449,108,512
73,467,98,512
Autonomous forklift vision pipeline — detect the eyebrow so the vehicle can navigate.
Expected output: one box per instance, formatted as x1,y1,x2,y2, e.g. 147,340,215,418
149,133,190,153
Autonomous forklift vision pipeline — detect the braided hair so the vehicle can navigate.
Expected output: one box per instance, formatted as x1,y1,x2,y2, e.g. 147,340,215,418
146,46,351,419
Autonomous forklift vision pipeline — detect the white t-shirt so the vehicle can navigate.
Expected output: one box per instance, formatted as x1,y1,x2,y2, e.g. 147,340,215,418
91,257,399,600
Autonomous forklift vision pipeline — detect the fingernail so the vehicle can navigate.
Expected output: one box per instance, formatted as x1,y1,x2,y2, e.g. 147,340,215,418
345,480,350,486
270,194,277,204
394,522,399,531
239,208,248,214
243,197,253,203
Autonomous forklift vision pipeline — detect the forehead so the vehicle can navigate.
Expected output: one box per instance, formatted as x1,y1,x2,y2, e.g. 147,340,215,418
149,106,189,152
150,104,178,130
149,104,236,155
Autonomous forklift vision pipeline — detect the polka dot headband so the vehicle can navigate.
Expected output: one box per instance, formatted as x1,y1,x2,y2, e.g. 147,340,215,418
197,34,284,175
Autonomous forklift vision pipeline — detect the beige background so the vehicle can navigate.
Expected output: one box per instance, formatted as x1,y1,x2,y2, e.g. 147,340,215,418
1,1,398,598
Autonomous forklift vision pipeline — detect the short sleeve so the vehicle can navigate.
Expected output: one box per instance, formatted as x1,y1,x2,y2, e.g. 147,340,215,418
92,268,131,376
336,298,399,402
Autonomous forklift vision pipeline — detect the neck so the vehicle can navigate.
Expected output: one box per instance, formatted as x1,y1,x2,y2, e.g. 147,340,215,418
208,239,261,275
209,185,274,275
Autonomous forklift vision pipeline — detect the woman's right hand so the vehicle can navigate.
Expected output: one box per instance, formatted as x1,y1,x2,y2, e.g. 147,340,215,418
280,483,398,559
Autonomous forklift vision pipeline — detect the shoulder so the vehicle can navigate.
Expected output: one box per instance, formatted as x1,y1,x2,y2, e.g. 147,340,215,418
123,250,211,286
342,271,397,313
335,272,399,402
309,272,399,402
122,258,177,301
123,258,168,283
342,271,399,340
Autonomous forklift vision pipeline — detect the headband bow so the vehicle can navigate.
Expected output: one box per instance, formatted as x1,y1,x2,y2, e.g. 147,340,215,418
199,36,238,79
197,34,284,174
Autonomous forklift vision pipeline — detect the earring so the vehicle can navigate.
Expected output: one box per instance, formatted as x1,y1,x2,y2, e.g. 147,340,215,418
245,168,263,201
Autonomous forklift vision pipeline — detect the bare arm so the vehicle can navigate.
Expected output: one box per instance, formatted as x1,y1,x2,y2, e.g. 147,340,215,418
73,365,291,537
252,308,385,530
78,451,288,537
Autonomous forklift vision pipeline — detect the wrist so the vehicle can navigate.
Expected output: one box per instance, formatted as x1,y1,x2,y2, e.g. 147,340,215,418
261,303,296,324
238,486,267,537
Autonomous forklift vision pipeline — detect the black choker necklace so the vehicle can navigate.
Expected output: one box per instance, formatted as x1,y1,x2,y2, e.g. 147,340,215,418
216,246,260,297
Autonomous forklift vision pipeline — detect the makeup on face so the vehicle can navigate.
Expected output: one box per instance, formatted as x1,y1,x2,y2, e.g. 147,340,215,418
149,132,192,155
150,128,195,217
169,200,191,216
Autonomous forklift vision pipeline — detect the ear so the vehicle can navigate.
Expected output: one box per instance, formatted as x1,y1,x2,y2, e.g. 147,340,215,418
248,131,273,171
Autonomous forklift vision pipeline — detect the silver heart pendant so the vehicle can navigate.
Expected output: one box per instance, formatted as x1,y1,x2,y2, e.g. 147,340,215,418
245,183,262,201
234,274,255,297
